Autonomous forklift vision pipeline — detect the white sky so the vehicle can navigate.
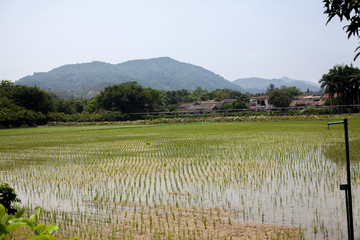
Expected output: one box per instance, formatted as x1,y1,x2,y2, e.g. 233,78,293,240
0,0,358,84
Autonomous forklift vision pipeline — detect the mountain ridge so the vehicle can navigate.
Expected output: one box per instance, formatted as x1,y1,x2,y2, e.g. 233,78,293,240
15,57,320,99
232,76,320,94
16,57,244,98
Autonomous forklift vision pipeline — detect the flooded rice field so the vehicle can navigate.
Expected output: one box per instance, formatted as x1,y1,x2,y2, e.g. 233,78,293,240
1,120,360,239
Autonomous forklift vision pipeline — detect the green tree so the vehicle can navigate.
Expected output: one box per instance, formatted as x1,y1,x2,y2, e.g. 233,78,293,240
83,98,98,113
320,72,336,106
54,99,75,114
94,82,163,113
220,100,247,110
0,81,55,114
0,80,13,98
267,85,301,108
53,99,86,114
323,0,360,60
0,81,50,127
190,87,208,101
143,87,164,112
349,68,360,104
12,85,54,113
268,90,290,107
208,89,250,103
320,64,360,105
162,89,192,106
266,84,277,95
279,86,302,98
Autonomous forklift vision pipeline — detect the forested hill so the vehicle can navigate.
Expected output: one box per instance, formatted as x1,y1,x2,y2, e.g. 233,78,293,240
16,57,244,98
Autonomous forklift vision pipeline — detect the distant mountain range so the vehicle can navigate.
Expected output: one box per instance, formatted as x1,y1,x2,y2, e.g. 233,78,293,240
16,57,244,98
16,57,320,98
232,77,320,94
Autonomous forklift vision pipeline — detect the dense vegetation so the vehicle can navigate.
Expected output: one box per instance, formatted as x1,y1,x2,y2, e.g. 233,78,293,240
268,85,302,107
15,58,322,99
16,57,244,98
0,80,250,128
2,63,360,128
0,80,51,127
90,82,164,113
320,64,360,105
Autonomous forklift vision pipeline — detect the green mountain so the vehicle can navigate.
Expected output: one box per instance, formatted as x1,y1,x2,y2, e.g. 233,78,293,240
16,57,244,98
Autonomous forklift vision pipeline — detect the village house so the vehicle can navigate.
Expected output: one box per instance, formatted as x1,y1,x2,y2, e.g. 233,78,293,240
178,99,236,113
249,96,273,111
289,93,329,110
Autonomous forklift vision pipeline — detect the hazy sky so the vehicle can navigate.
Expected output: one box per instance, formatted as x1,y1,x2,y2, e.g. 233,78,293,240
0,0,358,84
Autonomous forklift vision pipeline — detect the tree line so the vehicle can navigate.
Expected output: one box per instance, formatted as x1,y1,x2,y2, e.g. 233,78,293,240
0,81,250,128
1,63,359,128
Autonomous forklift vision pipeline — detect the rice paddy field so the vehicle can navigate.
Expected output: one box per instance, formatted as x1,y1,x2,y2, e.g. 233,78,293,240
1,117,360,239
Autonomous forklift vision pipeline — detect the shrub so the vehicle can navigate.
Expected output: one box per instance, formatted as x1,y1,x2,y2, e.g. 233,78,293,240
300,107,318,115
0,183,21,214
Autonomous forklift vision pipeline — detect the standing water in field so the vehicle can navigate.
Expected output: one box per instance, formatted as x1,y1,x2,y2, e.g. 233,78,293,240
0,120,360,239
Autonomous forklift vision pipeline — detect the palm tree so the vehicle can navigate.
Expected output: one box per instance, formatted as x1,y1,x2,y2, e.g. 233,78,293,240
346,65,360,105
320,65,360,107
320,72,335,106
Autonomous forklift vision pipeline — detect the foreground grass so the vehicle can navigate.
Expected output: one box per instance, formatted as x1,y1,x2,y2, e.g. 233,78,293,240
1,118,360,239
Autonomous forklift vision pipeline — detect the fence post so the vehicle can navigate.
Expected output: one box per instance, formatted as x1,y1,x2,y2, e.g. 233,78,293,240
328,119,354,240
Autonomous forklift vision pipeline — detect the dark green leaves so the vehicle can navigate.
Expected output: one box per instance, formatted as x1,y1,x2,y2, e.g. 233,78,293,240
0,183,21,215
323,0,360,60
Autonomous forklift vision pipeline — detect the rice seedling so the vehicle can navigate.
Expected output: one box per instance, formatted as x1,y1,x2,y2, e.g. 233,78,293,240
0,118,359,239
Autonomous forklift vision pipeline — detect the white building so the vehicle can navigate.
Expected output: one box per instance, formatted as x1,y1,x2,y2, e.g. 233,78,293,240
249,96,273,111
